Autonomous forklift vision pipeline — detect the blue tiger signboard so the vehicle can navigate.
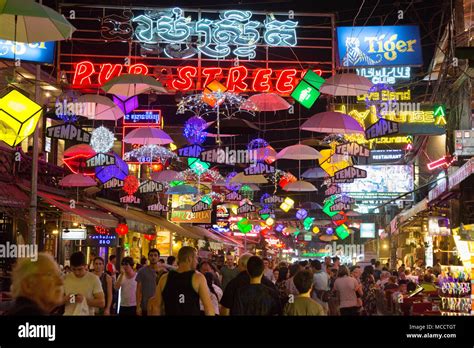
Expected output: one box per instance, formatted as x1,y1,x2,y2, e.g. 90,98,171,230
336,26,422,67
0,40,55,64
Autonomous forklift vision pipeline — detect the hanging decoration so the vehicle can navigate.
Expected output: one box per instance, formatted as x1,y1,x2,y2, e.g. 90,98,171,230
225,171,242,192
144,234,156,241
237,218,253,234
188,157,211,176
123,144,176,163
280,197,295,212
123,175,140,195
116,223,129,236
183,116,208,145
90,126,115,153
364,83,398,118
296,209,308,220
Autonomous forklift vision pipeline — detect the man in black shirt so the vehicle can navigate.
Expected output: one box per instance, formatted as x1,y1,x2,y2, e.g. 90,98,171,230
220,253,277,316
231,256,282,316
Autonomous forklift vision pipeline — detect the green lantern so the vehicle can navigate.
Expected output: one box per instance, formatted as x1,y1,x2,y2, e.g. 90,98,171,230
290,70,325,109
237,218,252,234
336,224,350,240
188,157,210,175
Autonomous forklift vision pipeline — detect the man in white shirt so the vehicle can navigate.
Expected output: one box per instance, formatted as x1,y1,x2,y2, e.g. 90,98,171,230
311,260,329,312
63,252,104,315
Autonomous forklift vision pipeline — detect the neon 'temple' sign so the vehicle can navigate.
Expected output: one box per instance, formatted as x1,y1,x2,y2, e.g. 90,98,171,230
132,8,298,59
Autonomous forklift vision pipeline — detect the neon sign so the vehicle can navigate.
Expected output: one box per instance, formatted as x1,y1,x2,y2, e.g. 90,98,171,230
132,8,297,59
356,67,411,84
0,40,55,64
72,61,318,94
124,110,161,125
427,156,455,171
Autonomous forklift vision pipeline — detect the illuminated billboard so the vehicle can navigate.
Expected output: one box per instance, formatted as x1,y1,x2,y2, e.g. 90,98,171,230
340,165,414,201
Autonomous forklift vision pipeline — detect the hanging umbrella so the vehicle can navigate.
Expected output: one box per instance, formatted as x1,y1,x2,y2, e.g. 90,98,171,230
301,111,365,134
319,149,352,176
346,211,361,217
314,219,332,226
166,185,198,195
0,0,76,43
282,180,317,192
59,173,96,187
301,167,327,179
95,152,129,183
102,74,167,97
241,93,291,112
123,128,173,145
76,95,124,121
151,169,179,182
276,144,322,160
230,172,268,184
319,73,372,96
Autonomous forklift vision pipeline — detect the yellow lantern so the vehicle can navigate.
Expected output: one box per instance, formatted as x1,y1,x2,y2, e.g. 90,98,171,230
279,197,294,212
0,90,43,147
312,226,320,234
265,217,274,226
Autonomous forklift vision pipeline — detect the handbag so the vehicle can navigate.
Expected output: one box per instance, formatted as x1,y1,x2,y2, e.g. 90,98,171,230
315,289,331,302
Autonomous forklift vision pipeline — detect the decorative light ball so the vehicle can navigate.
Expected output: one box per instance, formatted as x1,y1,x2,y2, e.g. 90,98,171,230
312,226,320,234
116,223,129,236
183,116,207,145
326,227,334,235
90,126,115,153
296,209,308,220
123,175,140,195
225,171,241,192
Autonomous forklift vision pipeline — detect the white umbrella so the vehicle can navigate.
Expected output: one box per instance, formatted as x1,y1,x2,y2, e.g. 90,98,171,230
319,73,372,96
76,95,124,120
102,74,167,97
230,172,268,184
301,167,327,179
276,144,322,160
282,180,317,192
0,0,76,43
123,128,173,145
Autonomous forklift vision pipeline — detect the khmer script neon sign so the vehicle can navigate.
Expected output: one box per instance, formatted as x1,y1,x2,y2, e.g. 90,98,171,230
132,8,298,59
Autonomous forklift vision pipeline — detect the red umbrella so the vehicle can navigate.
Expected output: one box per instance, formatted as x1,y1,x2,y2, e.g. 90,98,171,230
59,173,97,187
241,93,291,112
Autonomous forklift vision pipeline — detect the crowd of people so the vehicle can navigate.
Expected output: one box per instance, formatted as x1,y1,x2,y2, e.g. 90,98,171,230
3,248,447,316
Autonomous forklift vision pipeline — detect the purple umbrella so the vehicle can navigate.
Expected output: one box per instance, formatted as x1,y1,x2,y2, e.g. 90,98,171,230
301,111,365,134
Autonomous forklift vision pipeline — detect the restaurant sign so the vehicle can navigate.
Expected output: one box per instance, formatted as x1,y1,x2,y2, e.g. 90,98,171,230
170,210,212,223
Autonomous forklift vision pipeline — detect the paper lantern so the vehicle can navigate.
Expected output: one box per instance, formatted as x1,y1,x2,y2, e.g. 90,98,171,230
123,175,139,195
116,223,129,236
188,157,210,175
280,197,294,212
201,195,212,206
202,80,227,107
296,209,308,220
144,234,156,241
303,217,314,230
326,227,334,235
0,90,43,147
336,224,350,240
279,173,297,189
275,223,284,233
333,211,348,226
312,226,320,234
90,126,115,153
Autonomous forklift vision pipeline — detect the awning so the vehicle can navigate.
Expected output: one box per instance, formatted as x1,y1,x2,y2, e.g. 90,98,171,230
37,191,118,228
390,198,429,235
0,184,29,208
428,158,474,202
92,199,202,239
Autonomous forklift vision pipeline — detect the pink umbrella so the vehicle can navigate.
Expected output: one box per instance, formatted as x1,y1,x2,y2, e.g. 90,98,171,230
301,111,365,134
123,128,173,145
60,173,97,187
151,169,179,182
282,180,317,192
76,94,124,120
319,73,372,96
276,144,322,160
241,93,291,112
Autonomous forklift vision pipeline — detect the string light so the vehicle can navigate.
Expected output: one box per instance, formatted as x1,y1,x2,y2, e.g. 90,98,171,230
123,145,176,163
90,126,115,153
183,116,208,144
